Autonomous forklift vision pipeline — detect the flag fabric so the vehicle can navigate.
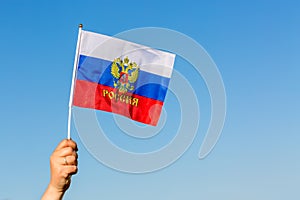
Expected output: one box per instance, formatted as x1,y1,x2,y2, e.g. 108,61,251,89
72,29,176,126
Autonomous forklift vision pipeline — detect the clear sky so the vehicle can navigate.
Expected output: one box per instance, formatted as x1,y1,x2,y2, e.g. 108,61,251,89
0,0,299,199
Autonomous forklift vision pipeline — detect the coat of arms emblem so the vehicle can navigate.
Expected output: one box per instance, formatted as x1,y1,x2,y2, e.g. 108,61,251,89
111,57,140,93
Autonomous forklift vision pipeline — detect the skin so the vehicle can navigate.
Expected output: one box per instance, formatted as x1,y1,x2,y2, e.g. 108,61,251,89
41,139,78,200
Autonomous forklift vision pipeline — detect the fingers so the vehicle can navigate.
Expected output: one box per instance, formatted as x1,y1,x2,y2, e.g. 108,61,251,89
53,139,78,165
55,141,78,166
64,165,78,176
52,139,78,170
59,147,77,157
50,151,78,170
59,165,78,178
63,154,78,165
49,139,79,193
55,139,78,152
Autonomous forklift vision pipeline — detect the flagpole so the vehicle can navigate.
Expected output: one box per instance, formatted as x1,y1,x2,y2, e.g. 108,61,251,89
67,24,83,139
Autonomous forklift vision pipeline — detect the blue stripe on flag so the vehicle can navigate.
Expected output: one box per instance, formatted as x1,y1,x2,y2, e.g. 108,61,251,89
77,55,170,102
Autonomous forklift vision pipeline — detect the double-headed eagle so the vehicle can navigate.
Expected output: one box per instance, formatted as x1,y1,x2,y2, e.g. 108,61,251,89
111,57,140,93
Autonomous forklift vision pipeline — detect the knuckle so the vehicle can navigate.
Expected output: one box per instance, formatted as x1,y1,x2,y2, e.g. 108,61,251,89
70,155,76,162
64,147,73,154
73,166,78,174
73,153,78,158
68,146,74,152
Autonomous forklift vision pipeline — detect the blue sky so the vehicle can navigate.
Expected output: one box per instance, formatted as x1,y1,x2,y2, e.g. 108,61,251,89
0,0,299,199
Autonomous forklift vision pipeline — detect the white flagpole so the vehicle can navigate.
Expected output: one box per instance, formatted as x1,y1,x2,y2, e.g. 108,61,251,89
67,24,83,139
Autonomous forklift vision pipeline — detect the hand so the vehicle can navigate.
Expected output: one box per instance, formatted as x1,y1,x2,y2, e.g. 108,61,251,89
42,139,78,200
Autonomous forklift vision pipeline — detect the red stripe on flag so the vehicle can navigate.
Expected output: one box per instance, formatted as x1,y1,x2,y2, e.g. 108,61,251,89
73,79,163,126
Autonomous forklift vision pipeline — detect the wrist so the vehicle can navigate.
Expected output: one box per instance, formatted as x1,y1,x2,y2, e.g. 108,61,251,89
41,184,65,200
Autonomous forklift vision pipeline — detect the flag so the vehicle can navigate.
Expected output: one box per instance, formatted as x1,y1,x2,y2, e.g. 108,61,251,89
72,29,176,126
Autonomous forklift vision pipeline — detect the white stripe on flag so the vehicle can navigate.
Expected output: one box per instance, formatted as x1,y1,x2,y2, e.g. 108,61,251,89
79,30,175,78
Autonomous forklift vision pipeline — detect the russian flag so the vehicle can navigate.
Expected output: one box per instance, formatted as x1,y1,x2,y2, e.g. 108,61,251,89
72,29,176,126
